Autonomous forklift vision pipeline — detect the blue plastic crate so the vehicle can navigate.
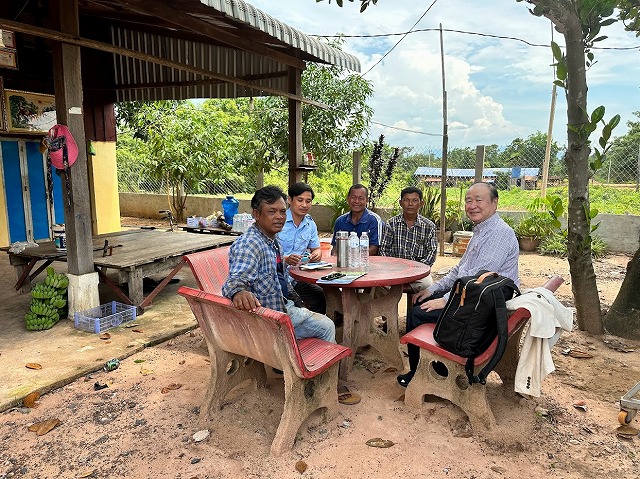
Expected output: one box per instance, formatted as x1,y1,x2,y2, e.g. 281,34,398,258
74,301,137,334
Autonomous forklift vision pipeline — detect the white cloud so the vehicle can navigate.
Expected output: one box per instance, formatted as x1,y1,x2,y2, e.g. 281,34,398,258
247,0,640,148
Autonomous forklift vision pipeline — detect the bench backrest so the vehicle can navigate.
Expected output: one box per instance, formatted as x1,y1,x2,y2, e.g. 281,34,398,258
178,286,348,379
183,246,230,294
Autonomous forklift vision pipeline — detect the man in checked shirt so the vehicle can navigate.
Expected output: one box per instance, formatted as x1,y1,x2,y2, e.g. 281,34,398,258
222,185,335,343
379,186,437,292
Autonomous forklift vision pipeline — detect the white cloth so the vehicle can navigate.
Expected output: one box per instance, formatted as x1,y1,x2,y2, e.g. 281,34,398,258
506,287,574,397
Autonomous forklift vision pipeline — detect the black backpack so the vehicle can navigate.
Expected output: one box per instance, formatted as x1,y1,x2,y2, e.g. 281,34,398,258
433,271,520,385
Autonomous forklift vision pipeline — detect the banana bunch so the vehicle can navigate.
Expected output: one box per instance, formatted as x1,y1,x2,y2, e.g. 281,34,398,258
25,267,69,331
31,283,58,299
26,300,60,330
44,270,70,289
49,295,67,309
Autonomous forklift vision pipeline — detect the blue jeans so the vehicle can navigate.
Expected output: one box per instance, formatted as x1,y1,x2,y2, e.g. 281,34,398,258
285,299,336,343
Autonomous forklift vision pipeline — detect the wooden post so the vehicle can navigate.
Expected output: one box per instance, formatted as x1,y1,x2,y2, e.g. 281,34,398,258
288,67,303,187
475,145,485,183
439,24,448,257
51,0,94,277
50,0,100,316
541,84,557,197
352,150,362,185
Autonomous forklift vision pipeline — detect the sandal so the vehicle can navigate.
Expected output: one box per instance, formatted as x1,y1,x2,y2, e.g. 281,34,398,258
396,371,415,388
338,392,361,405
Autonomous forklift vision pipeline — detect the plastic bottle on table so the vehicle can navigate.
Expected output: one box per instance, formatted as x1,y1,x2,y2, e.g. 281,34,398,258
348,231,360,269
222,195,239,225
359,231,369,270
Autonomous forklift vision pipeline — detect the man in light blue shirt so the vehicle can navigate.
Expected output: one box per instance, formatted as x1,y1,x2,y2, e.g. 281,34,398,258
279,182,326,314
397,182,520,387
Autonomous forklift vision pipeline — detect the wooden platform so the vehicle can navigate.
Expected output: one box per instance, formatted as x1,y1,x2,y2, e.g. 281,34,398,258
5,229,235,311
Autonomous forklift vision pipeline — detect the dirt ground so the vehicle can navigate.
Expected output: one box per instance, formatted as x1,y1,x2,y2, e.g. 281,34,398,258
1,227,639,478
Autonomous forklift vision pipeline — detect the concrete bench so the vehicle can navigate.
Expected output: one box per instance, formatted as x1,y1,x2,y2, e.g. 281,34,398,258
400,275,564,430
183,246,230,294
178,286,352,455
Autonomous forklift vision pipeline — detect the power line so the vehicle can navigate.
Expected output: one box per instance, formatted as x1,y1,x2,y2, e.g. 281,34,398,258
371,120,442,137
314,28,640,51
361,0,439,77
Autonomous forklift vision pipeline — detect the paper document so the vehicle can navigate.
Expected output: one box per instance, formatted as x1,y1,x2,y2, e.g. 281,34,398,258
299,262,333,271
316,272,366,285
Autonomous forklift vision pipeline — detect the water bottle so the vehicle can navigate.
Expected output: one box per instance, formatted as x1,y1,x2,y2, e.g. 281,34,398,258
348,232,360,269
335,231,349,268
222,195,239,225
359,231,369,270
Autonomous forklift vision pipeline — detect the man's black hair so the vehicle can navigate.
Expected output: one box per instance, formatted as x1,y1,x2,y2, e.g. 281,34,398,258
348,183,369,197
288,182,315,200
251,185,287,210
400,186,423,201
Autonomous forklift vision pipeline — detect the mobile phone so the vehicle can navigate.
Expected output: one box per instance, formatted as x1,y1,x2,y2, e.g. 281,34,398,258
320,272,345,281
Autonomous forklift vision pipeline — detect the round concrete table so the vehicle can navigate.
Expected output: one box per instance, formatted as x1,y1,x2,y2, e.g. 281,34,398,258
290,256,430,381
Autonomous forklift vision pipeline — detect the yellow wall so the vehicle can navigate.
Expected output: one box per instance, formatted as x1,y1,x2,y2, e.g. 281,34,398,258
88,141,121,234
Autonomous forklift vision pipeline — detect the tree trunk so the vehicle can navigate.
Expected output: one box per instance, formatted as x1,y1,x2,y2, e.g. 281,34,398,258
604,246,640,339
563,13,603,334
542,1,603,334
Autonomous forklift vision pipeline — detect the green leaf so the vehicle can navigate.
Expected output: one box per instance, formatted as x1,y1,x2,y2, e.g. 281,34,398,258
556,62,567,81
551,42,562,62
553,80,565,88
591,106,605,124
609,114,621,130
592,35,608,43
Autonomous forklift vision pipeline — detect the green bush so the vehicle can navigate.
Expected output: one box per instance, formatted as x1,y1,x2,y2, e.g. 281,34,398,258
539,232,608,258
514,212,555,240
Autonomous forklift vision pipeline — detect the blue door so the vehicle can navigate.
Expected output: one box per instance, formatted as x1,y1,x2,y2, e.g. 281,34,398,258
1,139,64,243
1,141,27,242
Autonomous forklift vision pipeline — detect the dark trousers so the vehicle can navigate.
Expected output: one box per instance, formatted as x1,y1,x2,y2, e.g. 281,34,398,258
405,290,448,373
293,280,326,315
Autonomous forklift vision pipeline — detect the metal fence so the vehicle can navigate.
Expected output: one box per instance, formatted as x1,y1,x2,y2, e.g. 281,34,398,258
117,141,640,196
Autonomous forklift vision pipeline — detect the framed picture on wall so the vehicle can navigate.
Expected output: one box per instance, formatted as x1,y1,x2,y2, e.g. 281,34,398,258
5,89,57,134
0,48,17,70
1,30,16,49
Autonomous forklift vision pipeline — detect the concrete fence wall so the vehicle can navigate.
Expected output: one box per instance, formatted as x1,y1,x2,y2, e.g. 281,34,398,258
119,193,640,254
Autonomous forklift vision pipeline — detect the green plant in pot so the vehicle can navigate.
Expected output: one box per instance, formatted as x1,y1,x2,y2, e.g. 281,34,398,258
514,212,555,251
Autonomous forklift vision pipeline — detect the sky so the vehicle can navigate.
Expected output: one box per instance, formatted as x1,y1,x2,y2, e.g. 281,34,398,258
246,0,640,149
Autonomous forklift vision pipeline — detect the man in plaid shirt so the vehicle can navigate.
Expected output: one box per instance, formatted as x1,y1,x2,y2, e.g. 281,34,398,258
222,185,335,343
380,186,437,292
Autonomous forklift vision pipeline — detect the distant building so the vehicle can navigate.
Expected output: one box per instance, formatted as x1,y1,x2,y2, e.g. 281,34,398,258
413,167,541,189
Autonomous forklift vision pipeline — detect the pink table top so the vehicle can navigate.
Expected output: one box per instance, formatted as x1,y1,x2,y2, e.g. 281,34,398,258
289,256,430,288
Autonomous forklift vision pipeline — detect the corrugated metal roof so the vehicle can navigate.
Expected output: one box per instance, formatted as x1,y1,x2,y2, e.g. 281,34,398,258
109,0,360,102
414,167,540,177
200,0,360,71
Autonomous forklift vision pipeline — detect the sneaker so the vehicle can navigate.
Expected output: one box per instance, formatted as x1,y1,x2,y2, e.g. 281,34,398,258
396,371,415,388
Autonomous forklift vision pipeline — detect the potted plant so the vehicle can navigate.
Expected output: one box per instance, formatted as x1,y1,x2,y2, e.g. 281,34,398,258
514,212,555,251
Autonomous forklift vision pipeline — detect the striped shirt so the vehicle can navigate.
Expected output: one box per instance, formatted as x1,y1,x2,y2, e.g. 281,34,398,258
222,224,288,312
428,213,520,299
379,214,437,266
